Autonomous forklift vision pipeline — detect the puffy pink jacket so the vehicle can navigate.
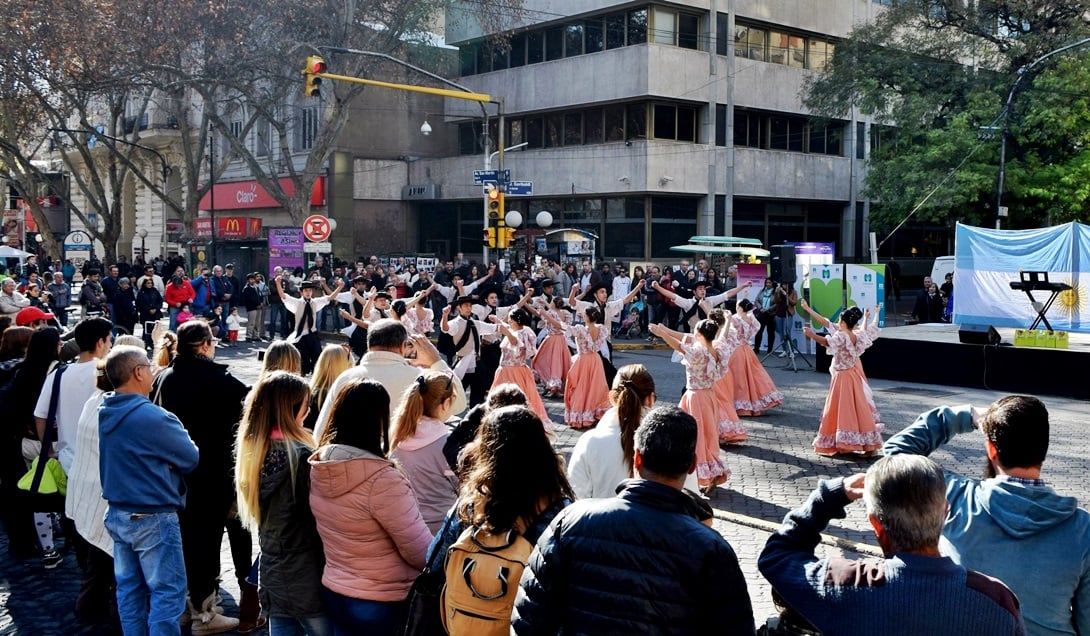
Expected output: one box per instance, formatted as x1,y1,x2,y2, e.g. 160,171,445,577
309,444,432,601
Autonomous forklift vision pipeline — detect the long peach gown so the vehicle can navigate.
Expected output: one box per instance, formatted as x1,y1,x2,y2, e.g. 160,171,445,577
727,313,784,417
813,322,883,455
492,325,553,427
532,308,572,394
563,324,611,429
677,339,733,487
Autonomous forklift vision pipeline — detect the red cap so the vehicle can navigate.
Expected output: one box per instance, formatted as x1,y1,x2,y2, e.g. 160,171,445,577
15,306,55,326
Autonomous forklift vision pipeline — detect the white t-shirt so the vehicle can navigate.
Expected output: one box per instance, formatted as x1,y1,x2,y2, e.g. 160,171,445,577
34,359,100,473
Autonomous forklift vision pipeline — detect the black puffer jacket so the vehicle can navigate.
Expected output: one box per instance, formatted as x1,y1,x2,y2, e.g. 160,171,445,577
257,441,326,617
512,479,756,635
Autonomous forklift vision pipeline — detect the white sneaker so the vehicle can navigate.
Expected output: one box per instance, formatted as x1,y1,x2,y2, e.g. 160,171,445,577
776,351,787,358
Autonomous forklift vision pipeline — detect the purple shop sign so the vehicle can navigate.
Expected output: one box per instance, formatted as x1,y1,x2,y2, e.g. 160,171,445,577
268,227,305,278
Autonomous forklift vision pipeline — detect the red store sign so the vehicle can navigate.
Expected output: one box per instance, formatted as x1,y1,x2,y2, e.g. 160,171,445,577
198,176,326,211
193,216,263,239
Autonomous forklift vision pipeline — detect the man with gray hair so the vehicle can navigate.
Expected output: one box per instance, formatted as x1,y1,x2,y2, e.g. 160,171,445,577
98,345,199,635
884,397,1090,636
513,405,754,634
759,454,1024,635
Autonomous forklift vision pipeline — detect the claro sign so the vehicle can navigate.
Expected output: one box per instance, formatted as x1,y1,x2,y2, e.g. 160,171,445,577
198,176,326,211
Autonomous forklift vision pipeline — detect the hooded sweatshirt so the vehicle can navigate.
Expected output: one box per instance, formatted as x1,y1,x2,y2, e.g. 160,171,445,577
884,405,1090,636
308,444,432,601
99,391,199,513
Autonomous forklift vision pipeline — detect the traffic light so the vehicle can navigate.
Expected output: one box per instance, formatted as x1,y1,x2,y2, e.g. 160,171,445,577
483,227,496,248
303,56,327,98
496,226,515,249
485,184,504,222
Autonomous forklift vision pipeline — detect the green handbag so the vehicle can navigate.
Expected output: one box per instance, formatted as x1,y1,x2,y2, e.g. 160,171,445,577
18,456,67,495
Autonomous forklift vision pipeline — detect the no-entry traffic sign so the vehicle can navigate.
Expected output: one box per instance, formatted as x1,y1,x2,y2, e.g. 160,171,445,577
303,215,331,242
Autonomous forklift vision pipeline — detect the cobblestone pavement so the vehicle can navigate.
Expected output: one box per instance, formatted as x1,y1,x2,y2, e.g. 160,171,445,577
4,337,1088,634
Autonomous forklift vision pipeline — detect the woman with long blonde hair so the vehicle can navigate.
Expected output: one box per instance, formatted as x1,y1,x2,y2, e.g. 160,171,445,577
235,371,329,635
305,345,353,431
259,339,303,379
389,370,459,533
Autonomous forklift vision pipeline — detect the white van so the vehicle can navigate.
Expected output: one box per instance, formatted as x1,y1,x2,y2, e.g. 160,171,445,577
930,256,955,285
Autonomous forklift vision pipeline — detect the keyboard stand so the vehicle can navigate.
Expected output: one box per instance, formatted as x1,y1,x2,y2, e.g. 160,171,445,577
1019,288,1063,331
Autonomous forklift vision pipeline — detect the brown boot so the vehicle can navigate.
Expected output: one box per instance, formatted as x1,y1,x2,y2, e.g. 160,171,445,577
237,580,266,634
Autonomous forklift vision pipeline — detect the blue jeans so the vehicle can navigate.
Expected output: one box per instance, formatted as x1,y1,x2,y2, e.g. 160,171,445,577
168,306,181,331
322,588,405,636
269,615,335,636
776,315,793,354
268,303,288,337
104,508,187,636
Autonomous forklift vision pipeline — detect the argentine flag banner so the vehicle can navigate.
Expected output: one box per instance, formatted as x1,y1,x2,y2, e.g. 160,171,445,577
955,222,1086,332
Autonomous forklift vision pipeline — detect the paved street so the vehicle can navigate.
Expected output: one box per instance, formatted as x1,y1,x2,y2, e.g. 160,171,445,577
3,338,1089,634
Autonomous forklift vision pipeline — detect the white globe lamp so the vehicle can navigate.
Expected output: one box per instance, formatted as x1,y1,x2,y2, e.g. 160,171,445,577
536,211,553,228
505,211,523,228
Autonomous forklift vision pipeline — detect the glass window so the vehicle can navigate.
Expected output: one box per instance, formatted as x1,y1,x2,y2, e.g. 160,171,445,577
825,42,835,67
827,124,843,156
492,42,509,70
653,104,676,140
628,9,647,45
508,119,524,146
585,18,604,53
769,31,788,64
788,116,803,151
476,44,492,73
715,104,727,146
527,31,544,64
856,121,866,159
627,103,647,140
788,35,805,67
651,197,698,258
716,13,729,56
565,23,584,57
737,26,766,61
458,123,479,155
653,8,676,45
678,13,699,50
677,106,696,142
604,197,646,258
808,39,827,71
545,27,564,61
459,45,476,75
545,113,563,148
604,105,625,142
525,117,544,149
769,116,789,150
564,113,583,145
809,123,828,155
606,12,626,49
734,110,752,147
510,33,527,68
584,108,604,144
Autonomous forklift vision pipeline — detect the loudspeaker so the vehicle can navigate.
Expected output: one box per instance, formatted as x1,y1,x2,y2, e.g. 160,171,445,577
958,324,1001,345
770,245,797,283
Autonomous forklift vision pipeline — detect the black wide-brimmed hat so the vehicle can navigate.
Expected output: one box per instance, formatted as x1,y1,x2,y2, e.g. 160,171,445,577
300,281,319,290
453,295,476,306
585,282,610,298
373,290,392,301
539,278,558,288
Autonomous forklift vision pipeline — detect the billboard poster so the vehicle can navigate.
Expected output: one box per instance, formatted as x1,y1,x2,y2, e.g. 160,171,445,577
807,264,845,328
2,209,24,249
847,264,887,327
734,263,768,304
268,228,304,278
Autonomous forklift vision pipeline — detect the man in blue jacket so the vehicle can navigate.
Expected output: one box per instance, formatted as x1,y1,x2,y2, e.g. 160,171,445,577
99,345,199,636
884,396,1090,636
512,405,755,635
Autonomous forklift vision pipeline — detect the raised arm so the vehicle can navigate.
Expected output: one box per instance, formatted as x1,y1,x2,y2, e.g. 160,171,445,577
568,283,581,306
339,309,371,328
621,278,646,304
440,305,452,334
651,279,680,302
325,279,345,302
798,298,831,329
648,322,685,353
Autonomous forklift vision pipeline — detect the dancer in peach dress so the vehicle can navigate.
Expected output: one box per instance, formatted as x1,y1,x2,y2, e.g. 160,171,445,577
490,308,553,427
551,306,611,429
800,300,883,456
531,297,573,397
727,299,783,417
649,318,738,494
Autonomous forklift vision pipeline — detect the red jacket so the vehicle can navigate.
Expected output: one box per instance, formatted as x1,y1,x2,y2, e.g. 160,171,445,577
164,280,195,308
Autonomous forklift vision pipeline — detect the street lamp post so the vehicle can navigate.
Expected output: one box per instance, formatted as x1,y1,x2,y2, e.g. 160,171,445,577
137,228,148,262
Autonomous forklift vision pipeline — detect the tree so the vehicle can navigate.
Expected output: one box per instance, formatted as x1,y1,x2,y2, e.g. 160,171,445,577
804,0,1090,233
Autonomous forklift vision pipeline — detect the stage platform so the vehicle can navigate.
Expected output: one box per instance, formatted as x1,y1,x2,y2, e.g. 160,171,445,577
861,323,1090,401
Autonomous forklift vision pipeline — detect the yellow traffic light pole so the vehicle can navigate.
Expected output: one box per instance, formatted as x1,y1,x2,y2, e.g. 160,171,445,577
301,54,512,254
